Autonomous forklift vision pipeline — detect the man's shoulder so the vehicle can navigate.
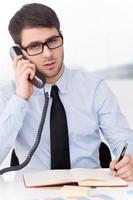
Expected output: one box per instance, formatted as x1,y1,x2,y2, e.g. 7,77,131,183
66,67,104,85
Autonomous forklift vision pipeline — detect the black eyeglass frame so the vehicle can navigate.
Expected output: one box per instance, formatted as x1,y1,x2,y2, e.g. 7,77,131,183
21,35,64,56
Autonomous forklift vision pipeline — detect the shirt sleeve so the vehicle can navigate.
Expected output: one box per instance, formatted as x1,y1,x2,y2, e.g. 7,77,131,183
0,94,29,163
94,79,133,157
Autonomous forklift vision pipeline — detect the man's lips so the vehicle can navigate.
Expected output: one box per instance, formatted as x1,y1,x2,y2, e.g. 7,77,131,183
43,61,56,69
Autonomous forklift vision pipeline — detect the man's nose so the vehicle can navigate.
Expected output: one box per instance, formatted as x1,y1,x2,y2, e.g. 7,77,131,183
42,45,52,58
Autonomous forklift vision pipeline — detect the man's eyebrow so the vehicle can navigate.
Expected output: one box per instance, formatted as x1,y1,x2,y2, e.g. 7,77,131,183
23,35,60,48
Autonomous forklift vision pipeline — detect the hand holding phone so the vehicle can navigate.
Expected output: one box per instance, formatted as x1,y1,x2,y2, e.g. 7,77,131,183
0,47,49,175
10,46,46,88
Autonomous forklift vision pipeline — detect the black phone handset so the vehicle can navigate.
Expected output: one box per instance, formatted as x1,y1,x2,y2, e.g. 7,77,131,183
0,46,49,175
9,46,46,88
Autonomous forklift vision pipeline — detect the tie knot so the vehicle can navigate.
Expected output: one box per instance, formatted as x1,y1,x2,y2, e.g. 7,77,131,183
51,85,59,99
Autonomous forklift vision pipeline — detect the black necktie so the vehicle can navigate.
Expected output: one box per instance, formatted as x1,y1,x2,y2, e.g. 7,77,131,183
50,85,71,169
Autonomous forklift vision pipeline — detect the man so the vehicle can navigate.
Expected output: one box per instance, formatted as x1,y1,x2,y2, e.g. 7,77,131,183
0,3,133,180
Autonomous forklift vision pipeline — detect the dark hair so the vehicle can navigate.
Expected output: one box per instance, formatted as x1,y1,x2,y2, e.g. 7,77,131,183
8,3,60,44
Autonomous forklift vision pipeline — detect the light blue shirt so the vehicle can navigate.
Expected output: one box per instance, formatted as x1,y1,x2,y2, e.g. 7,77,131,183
0,67,133,171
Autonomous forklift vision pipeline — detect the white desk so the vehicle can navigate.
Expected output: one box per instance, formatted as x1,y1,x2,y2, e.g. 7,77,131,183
1,172,133,200
0,172,60,200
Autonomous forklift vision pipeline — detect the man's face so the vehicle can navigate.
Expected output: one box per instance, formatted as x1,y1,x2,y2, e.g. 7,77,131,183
21,27,64,83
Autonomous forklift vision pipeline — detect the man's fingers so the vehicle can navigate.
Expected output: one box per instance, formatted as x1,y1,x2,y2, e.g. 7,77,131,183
109,160,117,170
115,154,131,170
13,55,23,70
110,154,133,181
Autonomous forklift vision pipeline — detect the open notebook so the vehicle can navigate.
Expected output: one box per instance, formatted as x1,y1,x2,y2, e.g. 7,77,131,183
23,168,127,187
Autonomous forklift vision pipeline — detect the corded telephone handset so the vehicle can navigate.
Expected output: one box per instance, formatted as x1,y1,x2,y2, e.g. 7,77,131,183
0,46,49,175
9,46,46,88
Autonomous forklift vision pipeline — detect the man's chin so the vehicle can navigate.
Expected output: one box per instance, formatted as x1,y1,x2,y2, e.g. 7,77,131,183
45,70,63,83
44,71,57,78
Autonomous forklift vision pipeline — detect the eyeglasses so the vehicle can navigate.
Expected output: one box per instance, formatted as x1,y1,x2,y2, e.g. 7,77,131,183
21,35,63,56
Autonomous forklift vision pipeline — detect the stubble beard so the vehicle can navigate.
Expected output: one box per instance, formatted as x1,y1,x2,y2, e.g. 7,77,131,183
43,53,64,80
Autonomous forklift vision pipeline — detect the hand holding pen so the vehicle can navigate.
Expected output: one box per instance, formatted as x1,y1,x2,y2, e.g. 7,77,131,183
113,143,128,176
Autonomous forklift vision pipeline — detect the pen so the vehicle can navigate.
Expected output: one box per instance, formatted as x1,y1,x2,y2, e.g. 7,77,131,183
113,143,128,176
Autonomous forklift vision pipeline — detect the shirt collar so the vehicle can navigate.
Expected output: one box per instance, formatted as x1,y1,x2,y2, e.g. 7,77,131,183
55,67,68,94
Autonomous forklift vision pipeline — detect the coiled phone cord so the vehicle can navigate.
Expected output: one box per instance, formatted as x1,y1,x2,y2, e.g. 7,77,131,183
0,90,49,175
